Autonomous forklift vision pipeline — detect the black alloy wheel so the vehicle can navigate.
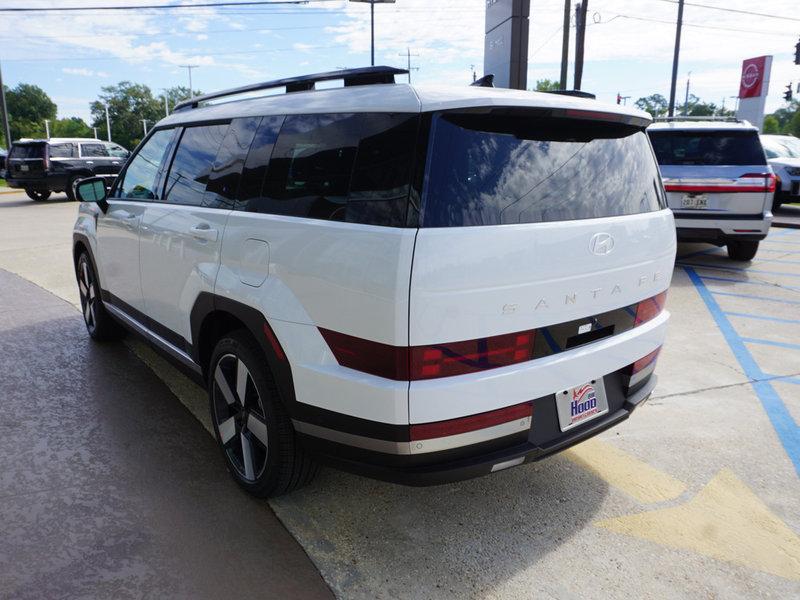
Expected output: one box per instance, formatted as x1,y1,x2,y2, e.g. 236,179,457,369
25,188,51,201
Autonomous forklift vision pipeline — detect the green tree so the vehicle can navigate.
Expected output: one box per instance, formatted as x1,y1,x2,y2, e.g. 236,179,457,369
786,110,800,138
4,83,57,141
635,94,668,118
533,78,561,92
90,81,163,150
762,115,781,134
52,116,93,138
162,86,202,113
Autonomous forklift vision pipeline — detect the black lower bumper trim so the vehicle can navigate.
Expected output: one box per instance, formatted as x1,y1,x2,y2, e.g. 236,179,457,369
302,374,657,486
676,227,767,244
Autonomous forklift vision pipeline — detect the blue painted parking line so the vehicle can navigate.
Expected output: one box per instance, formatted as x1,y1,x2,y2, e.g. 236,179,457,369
677,262,800,278
725,312,800,325
699,275,800,292
741,337,800,351
684,267,800,476
711,291,800,306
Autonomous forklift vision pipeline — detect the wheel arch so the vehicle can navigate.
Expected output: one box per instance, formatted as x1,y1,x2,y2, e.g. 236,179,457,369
72,233,102,289
190,293,298,414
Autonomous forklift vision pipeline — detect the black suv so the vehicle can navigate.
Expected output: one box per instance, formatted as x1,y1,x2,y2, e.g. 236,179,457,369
6,138,129,201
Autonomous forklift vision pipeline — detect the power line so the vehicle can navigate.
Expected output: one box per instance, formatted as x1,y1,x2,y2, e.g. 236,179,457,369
652,0,800,23
0,1,336,13
602,13,799,38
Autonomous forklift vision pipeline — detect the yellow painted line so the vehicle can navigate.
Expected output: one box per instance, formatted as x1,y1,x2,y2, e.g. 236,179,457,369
564,437,687,504
596,468,800,581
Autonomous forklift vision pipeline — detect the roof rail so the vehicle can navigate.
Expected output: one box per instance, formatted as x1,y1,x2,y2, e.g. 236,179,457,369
173,66,409,112
543,90,596,100
653,115,746,123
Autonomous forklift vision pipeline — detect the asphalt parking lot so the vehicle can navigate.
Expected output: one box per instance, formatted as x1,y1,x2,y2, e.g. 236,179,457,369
1,190,798,599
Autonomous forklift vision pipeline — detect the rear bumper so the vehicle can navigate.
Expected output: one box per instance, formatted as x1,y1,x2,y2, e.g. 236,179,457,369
674,212,771,243
6,173,68,191
300,373,657,486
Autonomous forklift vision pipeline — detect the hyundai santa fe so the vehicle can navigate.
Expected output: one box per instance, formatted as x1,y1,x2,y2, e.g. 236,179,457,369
72,67,675,496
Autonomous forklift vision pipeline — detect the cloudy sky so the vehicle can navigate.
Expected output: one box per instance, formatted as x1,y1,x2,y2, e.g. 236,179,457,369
0,0,797,124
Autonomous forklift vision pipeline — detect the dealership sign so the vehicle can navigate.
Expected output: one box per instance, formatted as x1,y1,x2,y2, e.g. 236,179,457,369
739,56,767,99
736,55,772,131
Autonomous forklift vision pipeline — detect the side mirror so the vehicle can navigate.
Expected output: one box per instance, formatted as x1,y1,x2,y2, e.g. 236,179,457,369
76,177,109,208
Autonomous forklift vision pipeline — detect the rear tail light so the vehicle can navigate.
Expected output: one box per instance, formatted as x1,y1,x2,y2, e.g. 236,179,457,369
410,401,533,441
321,291,667,380
634,290,667,326
664,173,776,193
409,330,536,380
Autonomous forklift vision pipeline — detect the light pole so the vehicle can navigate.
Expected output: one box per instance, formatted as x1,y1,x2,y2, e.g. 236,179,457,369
104,103,111,142
141,119,149,137
163,93,169,117
683,71,692,115
44,119,50,139
349,0,396,66
667,0,685,117
92,127,98,139
180,64,199,99
0,58,11,147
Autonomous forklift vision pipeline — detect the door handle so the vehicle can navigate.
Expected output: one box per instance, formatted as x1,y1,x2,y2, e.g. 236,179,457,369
189,224,219,242
110,209,139,221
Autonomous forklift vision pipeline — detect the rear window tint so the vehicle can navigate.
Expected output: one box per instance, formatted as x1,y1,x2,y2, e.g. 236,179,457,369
9,144,45,159
421,112,664,228
648,130,766,166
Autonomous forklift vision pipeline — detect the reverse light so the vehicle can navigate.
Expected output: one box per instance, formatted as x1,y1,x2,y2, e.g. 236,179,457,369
634,291,667,327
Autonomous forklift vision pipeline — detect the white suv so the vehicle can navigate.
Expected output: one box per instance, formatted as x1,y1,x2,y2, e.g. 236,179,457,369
72,67,675,496
648,119,775,261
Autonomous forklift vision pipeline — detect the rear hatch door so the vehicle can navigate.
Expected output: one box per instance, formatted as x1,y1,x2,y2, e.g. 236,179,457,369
408,108,675,420
648,129,771,217
8,142,48,180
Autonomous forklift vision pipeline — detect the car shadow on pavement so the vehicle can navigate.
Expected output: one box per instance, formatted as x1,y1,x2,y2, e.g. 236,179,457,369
270,434,611,598
0,285,333,600
0,194,72,209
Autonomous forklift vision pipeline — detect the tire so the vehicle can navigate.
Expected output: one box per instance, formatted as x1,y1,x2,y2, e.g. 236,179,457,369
772,191,782,212
726,240,759,261
25,188,51,201
208,330,318,497
76,252,124,341
66,175,86,202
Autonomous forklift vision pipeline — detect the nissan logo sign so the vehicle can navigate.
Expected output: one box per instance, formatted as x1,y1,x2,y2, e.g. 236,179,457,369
589,233,615,256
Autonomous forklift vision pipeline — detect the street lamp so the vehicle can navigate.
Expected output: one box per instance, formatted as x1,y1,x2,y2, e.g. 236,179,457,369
348,0,396,67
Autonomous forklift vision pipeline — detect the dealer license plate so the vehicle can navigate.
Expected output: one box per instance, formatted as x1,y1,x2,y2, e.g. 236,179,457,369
681,194,708,209
556,379,610,432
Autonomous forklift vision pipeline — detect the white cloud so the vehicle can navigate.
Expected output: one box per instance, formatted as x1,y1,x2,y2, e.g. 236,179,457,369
62,67,109,78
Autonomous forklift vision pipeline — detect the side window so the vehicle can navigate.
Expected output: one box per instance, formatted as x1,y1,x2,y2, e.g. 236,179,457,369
49,144,75,158
237,115,284,212
253,113,419,226
162,124,229,207
81,143,109,157
116,129,175,200
107,144,129,158
203,117,259,209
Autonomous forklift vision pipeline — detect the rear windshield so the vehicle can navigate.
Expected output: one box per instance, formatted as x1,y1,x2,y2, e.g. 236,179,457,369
761,136,800,159
9,143,45,159
648,130,766,166
421,111,665,227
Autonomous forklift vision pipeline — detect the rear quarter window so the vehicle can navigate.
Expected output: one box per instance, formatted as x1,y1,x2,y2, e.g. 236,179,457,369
421,111,664,227
9,144,45,159
648,130,766,166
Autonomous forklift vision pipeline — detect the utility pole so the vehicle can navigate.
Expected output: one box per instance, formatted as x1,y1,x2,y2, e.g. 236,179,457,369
104,103,111,142
683,71,692,115
0,58,11,148
141,119,149,137
730,95,740,113
559,0,571,90
44,119,50,139
398,48,419,83
573,1,588,90
92,127,98,139
667,0,685,117
163,93,169,117
349,0,396,67
180,64,198,99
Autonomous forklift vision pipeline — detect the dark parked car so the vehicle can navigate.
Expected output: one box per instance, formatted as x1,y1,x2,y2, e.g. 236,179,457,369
0,147,7,179
5,138,129,201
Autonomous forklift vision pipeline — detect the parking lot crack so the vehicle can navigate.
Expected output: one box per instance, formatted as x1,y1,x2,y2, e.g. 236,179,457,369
652,371,800,401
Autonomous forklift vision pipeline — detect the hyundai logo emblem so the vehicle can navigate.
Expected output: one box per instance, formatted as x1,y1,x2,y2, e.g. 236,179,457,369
589,233,615,256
